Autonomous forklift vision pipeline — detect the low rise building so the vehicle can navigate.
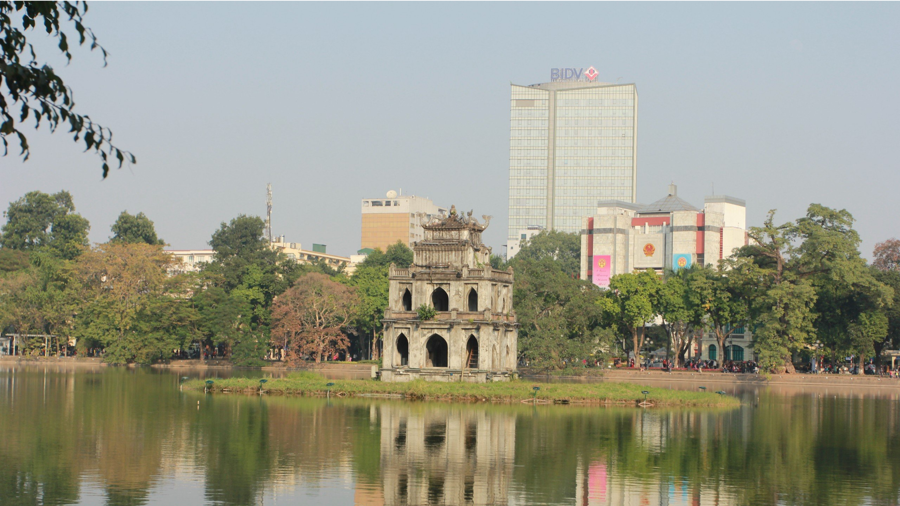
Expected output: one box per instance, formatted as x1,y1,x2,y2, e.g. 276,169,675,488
270,238,351,272
167,240,351,275
579,184,747,284
166,249,215,273
505,226,544,260
361,190,447,252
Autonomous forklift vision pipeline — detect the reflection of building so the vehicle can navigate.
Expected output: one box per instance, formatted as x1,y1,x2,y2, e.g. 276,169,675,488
361,191,448,252
379,404,516,506
579,184,747,285
505,226,543,260
508,75,638,240
381,208,518,382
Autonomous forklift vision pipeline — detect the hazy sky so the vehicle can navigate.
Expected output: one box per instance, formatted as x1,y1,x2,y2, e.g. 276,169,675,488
2,2,899,258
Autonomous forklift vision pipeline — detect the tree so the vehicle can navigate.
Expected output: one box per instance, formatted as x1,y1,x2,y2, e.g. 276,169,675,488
355,241,413,270
738,210,817,372
0,249,29,272
204,214,294,328
1,190,89,256
270,273,358,363
1,1,135,177
348,263,389,360
873,239,900,272
345,241,412,360
512,256,607,370
657,268,704,368
513,230,581,278
72,242,178,364
692,262,750,366
599,269,661,363
110,211,164,245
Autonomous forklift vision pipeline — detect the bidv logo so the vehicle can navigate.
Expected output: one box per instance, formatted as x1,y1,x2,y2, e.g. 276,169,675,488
551,66,599,82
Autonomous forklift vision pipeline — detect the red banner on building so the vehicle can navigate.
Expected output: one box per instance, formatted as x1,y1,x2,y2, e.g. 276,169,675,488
592,255,611,288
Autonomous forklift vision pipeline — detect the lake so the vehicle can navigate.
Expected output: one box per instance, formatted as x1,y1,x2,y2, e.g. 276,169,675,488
1,365,898,505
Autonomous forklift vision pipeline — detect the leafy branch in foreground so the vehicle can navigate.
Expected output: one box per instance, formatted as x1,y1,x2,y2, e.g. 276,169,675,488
1,1,135,177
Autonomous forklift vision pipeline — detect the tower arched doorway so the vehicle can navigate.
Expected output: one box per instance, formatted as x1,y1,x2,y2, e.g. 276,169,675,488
465,336,479,369
425,334,448,368
396,334,409,366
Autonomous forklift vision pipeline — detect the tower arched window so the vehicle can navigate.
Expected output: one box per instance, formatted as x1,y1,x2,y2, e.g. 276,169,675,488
402,289,412,311
431,288,449,312
468,289,478,312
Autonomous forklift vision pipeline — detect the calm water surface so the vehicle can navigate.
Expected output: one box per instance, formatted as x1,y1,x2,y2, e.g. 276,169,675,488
1,366,899,506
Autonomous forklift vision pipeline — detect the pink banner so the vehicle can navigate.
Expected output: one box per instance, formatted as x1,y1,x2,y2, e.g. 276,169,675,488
592,255,611,287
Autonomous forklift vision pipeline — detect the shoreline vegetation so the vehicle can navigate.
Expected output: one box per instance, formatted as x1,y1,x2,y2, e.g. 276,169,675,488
185,372,740,407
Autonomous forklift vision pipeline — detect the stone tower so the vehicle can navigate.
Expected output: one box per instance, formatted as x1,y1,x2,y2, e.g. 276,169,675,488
381,207,518,382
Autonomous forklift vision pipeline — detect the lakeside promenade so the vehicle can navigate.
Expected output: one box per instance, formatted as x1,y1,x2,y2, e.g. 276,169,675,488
3,356,899,396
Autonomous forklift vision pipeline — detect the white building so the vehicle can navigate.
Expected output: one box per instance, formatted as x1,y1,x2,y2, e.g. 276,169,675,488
579,184,747,282
509,68,638,240
505,226,544,260
166,249,215,273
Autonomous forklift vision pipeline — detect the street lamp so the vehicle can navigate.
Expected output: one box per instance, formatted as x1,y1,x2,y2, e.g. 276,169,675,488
532,386,540,403
205,380,214,393
326,382,335,398
642,390,650,404
258,378,268,393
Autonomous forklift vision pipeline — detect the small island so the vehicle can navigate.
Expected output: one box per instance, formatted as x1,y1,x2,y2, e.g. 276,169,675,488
185,372,739,407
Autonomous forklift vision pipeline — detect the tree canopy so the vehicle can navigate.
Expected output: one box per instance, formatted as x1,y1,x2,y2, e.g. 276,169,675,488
0,1,135,176
110,211,164,245
510,230,580,278
0,190,89,259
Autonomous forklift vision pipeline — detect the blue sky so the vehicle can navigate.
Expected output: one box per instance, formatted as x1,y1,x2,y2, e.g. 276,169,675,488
3,2,899,258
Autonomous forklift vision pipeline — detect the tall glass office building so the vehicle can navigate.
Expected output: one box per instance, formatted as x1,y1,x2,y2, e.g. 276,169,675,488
508,78,638,239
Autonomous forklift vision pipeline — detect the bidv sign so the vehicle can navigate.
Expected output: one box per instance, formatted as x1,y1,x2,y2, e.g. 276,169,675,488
550,66,599,82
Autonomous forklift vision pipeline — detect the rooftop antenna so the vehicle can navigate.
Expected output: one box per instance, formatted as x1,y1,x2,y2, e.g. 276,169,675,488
265,183,273,243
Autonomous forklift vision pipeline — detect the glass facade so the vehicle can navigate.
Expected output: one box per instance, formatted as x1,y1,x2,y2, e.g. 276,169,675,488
508,82,638,238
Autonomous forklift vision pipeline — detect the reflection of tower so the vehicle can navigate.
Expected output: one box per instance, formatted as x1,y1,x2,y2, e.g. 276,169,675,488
379,404,516,505
265,183,273,243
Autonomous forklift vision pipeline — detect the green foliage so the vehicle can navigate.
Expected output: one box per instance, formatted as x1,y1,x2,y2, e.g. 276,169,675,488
192,376,736,406
230,334,268,367
599,269,662,360
203,214,295,331
691,262,751,361
416,303,436,321
511,230,580,278
110,211,165,245
0,190,89,258
355,241,413,270
0,248,30,272
511,256,607,370
72,243,181,364
656,268,704,366
0,1,135,176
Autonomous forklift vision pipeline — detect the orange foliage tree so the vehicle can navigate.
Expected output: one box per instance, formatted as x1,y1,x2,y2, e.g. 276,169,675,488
271,273,359,363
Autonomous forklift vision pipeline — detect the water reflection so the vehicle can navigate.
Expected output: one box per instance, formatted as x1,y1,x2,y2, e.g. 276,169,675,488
379,404,515,505
1,366,900,506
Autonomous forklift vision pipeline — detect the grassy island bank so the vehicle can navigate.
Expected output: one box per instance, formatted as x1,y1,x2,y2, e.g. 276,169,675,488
185,372,739,407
